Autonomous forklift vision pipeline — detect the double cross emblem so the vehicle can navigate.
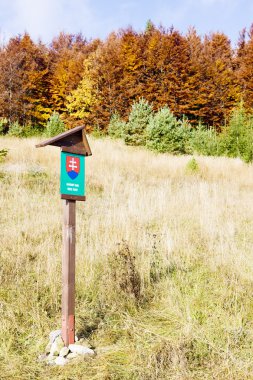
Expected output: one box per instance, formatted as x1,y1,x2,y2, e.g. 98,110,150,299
66,156,80,180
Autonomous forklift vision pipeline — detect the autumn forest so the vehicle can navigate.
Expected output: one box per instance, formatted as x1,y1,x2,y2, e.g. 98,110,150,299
1,22,253,132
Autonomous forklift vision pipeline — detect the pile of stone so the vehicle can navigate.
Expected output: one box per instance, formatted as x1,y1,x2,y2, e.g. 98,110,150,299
38,330,95,366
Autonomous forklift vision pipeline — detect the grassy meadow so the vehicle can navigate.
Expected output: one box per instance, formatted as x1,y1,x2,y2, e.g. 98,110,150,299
1,136,253,379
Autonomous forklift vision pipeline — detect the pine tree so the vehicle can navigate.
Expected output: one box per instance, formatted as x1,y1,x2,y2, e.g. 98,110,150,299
124,98,153,145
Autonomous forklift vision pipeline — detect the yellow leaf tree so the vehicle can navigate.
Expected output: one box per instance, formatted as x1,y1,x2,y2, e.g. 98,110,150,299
66,60,97,128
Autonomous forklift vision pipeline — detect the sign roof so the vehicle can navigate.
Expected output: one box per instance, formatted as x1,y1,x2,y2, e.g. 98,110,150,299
36,125,92,156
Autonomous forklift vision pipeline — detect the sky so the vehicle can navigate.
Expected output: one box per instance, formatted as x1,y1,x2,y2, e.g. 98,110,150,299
0,0,252,47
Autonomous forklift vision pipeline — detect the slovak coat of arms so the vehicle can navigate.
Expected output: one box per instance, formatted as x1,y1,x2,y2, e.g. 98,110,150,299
66,156,80,180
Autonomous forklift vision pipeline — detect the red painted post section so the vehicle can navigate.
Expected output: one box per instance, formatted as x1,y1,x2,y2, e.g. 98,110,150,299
62,199,76,346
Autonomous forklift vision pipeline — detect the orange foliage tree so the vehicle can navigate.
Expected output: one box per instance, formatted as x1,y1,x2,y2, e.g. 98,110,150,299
49,33,99,120
0,24,250,131
0,33,50,126
185,31,240,127
236,25,253,109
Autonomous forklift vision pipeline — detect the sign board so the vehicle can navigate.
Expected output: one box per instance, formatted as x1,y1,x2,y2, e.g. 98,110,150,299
60,151,85,201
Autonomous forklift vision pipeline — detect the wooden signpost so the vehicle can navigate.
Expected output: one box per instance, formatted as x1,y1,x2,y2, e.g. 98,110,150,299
36,125,92,346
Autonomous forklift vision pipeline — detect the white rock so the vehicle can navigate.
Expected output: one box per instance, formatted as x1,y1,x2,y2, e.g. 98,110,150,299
69,344,95,356
55,356,69,366
49,329,61,343
50,341,62,356
46,355,57,365
59,346,69,357
48,360,56,366
55,336,64,349
67,352,78,360
47,354,57,361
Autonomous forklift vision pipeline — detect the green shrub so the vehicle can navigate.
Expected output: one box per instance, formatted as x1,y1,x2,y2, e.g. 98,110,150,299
7,121,44,137
108,113,126,139
220,103,253,163
23,124,44,137
8,121,25,137
0,149,8,163
190,123,220,156
0,118,8,135
44,112,65,137
124,98,153,146
185,157,199,174
91,125,106,139
146,106,192,154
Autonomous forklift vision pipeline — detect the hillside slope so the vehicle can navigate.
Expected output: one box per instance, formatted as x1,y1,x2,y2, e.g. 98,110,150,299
1,136,253,379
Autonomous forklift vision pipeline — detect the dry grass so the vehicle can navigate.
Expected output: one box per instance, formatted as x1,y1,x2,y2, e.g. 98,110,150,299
1,136,253,379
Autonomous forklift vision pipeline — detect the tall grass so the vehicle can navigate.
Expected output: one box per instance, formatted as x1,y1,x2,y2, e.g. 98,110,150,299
1,136,253,379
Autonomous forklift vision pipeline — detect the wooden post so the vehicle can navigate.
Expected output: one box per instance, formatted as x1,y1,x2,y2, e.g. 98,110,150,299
35,126,91,347
62,199,76,346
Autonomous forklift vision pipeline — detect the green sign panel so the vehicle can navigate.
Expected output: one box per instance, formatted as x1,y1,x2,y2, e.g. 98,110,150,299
60,152,85,198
